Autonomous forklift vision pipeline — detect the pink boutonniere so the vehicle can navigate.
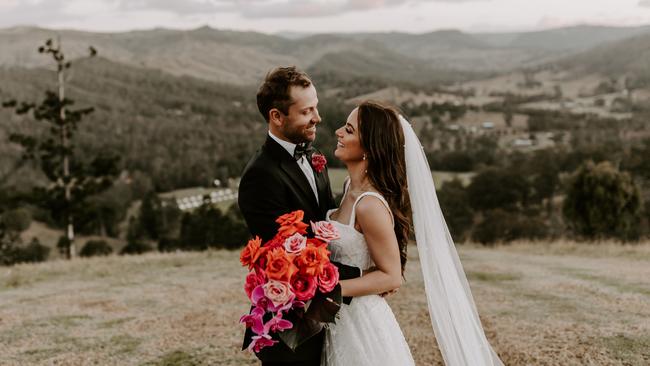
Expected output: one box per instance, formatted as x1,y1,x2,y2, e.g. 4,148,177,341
311,153,327,173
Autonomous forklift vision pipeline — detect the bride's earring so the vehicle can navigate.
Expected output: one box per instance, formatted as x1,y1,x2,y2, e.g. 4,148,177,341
363,153,368,174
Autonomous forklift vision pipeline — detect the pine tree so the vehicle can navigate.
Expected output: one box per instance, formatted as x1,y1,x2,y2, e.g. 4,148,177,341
2,37,117,258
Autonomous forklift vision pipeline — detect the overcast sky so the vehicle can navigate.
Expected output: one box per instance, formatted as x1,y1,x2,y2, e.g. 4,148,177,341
1,0,650,34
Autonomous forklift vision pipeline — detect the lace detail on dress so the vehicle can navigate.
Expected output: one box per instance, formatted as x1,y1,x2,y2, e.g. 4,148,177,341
326,188,393,271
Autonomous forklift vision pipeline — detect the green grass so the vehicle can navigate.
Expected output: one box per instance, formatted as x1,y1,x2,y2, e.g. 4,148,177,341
141,350,200,366
466,271,521,283
601,334,650,365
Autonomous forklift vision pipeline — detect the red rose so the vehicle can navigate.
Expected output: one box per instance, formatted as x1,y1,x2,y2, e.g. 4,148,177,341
244,269,266,301
318,262,339,293
311,153,327,173
291,273,318,301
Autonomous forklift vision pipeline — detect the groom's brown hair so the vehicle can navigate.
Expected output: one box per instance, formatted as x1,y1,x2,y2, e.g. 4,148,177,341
257,66,312,122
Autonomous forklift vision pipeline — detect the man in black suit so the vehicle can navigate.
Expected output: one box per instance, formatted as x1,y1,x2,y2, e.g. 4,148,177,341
238,66,361,366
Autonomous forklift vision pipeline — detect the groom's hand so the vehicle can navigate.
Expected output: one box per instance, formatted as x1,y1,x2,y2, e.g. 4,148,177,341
380,288,399,297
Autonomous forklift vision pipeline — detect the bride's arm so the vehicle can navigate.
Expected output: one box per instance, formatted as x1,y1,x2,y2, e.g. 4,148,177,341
339,197,402,297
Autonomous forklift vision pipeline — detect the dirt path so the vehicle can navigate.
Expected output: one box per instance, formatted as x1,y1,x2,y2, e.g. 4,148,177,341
0,244,648,365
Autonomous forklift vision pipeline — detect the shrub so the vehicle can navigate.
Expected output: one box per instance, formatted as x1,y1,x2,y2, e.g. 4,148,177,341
57,236,72,257
80,240,113,257
563,161,642,241
12,238,50,264
472,209,548,245
120,241,153,255
2,208,32,234
158,237,181,252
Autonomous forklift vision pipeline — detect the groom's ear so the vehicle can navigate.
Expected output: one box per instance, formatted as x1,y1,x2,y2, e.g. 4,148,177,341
269,109,283,127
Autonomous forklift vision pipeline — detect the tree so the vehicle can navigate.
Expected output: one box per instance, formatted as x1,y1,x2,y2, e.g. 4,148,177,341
472,209,548,245
1,208,32,241
437,179,474,242
467,168,529,212
563,161,642,241
2,38,118,258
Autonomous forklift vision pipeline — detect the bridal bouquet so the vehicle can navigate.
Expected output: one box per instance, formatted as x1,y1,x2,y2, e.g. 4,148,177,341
239,210,342,353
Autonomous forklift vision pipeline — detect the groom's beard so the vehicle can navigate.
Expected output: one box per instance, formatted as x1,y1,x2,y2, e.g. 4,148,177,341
281,121,316,145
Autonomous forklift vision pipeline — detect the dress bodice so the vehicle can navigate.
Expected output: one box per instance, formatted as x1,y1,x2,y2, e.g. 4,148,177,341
326,179,393,271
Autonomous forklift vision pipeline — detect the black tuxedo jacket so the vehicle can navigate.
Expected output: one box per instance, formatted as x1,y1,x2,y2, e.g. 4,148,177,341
238,135,360,363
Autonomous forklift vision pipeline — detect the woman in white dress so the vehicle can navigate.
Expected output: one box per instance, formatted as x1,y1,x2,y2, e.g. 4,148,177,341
322,102,415,366
322,101,503,366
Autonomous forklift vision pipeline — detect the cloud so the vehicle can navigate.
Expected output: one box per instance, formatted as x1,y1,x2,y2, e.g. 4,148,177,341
120,0,489,19
0,0,492,27
0,0,85,28
639,0,650,7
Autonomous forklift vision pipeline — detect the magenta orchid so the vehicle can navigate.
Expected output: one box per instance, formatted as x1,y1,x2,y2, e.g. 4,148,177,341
239,306,265,335
264,313,293,334
247,334,278,353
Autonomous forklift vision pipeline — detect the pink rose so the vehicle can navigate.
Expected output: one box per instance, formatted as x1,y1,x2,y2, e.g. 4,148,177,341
263,280,295,308
290,273,317,301
283,233,307,254
318,262,339,293
311,153,327,173
310,221,340,243
248,334,278,353
239,306,265,335
244,270,266,301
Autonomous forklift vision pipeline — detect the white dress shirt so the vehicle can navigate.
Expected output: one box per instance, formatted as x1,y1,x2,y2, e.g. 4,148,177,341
268,131,319,204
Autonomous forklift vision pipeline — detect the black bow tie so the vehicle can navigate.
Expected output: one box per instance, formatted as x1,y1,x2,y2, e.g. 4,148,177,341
294,143,314,161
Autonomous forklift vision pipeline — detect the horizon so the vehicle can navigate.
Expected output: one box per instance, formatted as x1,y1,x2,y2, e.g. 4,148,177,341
3,21,650,37
2,0,650,35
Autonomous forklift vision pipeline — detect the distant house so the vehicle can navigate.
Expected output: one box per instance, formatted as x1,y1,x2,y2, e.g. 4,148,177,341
482,121,494,129
158,187,238,211
513,138,533,147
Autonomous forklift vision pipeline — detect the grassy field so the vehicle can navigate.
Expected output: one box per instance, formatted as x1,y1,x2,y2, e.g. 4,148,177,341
1,242,649,365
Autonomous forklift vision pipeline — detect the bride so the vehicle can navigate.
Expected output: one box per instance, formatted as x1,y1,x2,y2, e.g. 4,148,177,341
322,101,503,366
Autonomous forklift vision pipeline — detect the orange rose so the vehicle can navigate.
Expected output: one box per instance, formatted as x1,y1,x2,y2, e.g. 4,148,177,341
306,238,327,248
265,247,298,282
295,244,330,277
240,236,263,269
276,210,309,238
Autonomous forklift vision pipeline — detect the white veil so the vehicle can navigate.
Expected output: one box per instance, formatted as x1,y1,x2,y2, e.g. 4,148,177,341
399,115,503,366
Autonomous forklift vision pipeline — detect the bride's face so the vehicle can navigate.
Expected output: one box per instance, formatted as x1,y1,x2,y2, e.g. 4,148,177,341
334,108,364,162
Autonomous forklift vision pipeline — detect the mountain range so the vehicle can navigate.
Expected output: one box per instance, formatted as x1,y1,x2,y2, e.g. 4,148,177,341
1,24,650,86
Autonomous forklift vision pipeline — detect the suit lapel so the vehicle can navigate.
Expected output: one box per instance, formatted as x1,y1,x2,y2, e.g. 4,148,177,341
264,136,320,213
280,158,320,210
313,161,329,212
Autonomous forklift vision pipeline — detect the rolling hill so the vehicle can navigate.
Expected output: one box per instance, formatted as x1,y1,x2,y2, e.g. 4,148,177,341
555,32,650,88
2,24,650,86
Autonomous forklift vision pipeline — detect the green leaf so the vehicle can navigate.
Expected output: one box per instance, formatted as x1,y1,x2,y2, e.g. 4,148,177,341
304,284,342,324
277,311,323,351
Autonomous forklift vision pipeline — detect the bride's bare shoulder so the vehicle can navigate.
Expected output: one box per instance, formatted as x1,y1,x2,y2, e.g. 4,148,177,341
354,194,393,229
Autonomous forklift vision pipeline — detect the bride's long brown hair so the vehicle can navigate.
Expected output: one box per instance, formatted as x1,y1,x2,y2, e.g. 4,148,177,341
357,101,412,275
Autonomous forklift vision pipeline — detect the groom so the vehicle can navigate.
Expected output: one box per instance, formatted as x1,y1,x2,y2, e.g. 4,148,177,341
238,66,361,366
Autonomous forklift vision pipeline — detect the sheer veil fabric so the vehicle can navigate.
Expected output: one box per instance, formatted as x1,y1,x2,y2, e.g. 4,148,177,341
400,116,503,366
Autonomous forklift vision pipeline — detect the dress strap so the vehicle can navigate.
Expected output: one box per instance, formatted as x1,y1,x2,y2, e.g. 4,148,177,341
349,192,394,229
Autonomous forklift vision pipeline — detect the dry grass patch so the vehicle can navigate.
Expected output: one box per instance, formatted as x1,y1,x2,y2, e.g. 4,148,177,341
1,243,649,365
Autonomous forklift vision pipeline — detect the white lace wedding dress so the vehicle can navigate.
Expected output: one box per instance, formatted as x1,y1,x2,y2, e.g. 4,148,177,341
321,190,415,366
